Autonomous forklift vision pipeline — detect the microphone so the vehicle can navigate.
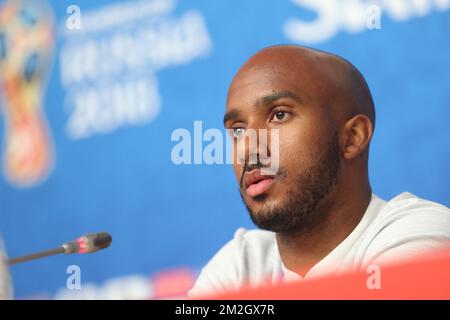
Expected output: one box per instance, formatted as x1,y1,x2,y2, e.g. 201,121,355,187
7,232,112,265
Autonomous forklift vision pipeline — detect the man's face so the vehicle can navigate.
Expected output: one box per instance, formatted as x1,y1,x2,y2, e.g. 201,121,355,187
224,61,342,233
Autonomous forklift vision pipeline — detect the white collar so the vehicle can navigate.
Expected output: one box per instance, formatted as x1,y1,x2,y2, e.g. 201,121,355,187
279,193,387,282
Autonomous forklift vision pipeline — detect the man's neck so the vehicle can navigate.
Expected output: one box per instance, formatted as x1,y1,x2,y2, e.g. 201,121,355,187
276,184,372,277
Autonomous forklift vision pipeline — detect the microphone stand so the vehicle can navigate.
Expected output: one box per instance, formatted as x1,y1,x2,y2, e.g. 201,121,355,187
7,247,65,265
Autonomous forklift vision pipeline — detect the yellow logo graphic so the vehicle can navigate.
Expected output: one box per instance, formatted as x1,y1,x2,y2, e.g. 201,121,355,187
0,0,55,187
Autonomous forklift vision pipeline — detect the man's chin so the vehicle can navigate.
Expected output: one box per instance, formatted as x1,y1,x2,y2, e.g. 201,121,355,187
243,195,270,212
245,197,284,218
248,211,285,232
242,192,299,232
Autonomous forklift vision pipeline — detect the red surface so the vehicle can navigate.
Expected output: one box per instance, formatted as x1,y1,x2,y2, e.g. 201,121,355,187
200,248,450,300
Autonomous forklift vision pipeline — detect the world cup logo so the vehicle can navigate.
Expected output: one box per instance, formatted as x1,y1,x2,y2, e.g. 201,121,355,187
0,0,55,187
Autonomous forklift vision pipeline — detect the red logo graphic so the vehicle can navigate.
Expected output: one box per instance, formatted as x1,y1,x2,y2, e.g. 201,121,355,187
0,0,55,187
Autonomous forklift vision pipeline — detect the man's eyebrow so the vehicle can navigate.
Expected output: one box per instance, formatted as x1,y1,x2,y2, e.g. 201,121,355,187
223,110,239,126
223,90,302,126
259,90,303,106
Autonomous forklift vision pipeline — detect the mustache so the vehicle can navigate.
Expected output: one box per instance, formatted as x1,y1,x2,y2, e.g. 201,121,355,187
239,161,274,189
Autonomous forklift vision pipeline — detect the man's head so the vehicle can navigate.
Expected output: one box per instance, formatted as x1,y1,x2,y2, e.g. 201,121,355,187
224,45,375,234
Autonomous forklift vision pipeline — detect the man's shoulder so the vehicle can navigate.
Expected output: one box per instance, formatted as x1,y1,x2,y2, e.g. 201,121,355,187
377,192,449,223
198,228,277,275
361,192,450,265
188,228,278,297
387,192,448,209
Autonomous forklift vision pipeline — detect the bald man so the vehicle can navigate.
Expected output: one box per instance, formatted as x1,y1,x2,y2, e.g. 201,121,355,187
188,45,450,297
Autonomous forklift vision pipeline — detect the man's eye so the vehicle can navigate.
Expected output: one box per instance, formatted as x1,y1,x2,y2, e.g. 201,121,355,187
233,127,245,138
271,111,289,122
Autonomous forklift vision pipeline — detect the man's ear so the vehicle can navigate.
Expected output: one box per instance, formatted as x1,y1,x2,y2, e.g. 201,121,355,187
342,114,374,160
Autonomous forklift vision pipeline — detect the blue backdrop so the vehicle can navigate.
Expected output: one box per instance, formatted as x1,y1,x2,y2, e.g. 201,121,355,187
0,0,449,299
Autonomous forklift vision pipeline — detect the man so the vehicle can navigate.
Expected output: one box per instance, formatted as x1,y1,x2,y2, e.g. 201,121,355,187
188,45,450,297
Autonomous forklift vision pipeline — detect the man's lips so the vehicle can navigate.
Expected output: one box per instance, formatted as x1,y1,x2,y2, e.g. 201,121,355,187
243,169,275,197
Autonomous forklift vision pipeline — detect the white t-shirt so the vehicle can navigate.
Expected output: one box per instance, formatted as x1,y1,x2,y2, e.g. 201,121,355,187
189,192,450,297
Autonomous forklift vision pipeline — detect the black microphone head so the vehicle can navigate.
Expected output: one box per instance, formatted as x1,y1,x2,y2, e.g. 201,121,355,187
63,232,112,254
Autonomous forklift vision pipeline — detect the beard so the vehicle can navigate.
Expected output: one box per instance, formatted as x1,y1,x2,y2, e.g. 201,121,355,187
240,132,341,234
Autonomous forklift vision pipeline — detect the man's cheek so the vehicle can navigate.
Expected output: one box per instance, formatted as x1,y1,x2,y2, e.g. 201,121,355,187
233,164,243,182
280,132,314,160
277,138,301,167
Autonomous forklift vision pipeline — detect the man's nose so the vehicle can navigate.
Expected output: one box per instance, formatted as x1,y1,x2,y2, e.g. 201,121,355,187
235,127,271,166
